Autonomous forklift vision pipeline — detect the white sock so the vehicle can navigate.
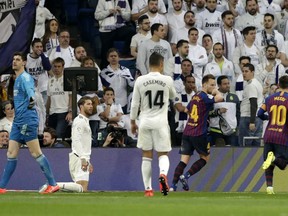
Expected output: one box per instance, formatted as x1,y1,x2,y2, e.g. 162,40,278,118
57,182,83,192
142,157,152,191
159,155,169,176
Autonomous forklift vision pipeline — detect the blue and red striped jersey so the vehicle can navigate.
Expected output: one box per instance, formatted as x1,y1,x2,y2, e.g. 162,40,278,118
183,91,215,136
261,91,288,146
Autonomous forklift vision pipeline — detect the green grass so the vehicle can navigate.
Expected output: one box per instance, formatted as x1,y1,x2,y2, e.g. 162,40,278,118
1,191,288,216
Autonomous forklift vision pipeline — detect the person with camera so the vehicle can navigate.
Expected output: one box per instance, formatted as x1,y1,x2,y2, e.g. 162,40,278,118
101,121,137,148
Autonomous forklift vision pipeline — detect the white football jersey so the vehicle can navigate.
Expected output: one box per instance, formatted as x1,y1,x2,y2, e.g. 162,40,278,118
130,72,176,129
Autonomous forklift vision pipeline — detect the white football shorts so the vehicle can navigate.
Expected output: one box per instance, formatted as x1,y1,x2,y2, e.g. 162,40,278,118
137,124,172,152
69,153,90,182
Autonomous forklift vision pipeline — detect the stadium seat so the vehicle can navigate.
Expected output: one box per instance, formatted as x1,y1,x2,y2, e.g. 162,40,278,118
113,41,126,55
63,0,79,25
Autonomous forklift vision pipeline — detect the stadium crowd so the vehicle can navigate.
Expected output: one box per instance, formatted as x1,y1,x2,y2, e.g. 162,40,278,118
0,0,288,148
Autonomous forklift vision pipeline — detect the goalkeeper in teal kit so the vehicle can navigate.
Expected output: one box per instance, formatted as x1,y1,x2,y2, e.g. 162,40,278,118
0,52,59,194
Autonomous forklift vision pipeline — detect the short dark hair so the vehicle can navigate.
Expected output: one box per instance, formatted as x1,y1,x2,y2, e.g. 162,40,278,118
279,75,288,89
184,74,195,83
52,57,65,66
138,14,149,24
77,96,92,109
243,63,255,72
202,74,215,84
106,48,119,58
31,38,42,47
184,10,195,19
202,34,213,41
213,42,224,49
149,52,164,67
242,26,256,36
217,75,229,85
266,44,278,53
188,27,198,35
176,39,189,49
239,56,251,63
151,23,163,35
81,56,95,67
13,52,27,61
44,127,57,140
221,10,233,20
73,46,85,55
264,13,274,20
104,87,115,95
181,58,192,65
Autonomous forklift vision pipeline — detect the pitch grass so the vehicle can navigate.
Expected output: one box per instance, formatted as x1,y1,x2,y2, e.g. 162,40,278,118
1,191,288,216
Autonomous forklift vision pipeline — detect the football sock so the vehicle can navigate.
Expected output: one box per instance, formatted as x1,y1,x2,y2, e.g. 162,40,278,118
185,158,207,179
172,161,187,185
0,158,17,188
57,182,83,192
36,154,57,186
142,157,152,191
158,155,169,176
274,158,287,170
265,165,274,187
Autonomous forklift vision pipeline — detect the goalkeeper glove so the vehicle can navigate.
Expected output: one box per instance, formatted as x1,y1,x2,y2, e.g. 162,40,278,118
28,97,35,109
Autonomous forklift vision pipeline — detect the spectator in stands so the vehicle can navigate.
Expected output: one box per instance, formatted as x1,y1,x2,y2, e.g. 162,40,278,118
49,29,75,68
204,42,235,91
46,57,72,140
235,0,264,32
100,121,137,147
0,130,9,149
216,0,245,17
212,10,243,61
209,75,240,146
255,45,286,95
97,87,124,132
42,127,69,148
202,34,214,63
95,0,136,69
34,0,54,39
26,38,51,104
131,0,167,22
235,56,251,101
233,26,264,72
238,63,263,146
188,27,208,90
173,75,196,146
165,39,189,81
191,0,206,14
258,0,282,16
195,0,222,35
255,13,285,55
130,15,151,58
145,0,168,35
42,18,60,54
100,48,134,114
170,10,205,54
137,23,173,75
166,0,186,43
0,100,14,133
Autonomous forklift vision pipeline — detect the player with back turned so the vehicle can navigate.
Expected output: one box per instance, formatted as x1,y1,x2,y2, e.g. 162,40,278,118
171,74,223,191
0,52,59,194
257,75,288,195
130,52,177,197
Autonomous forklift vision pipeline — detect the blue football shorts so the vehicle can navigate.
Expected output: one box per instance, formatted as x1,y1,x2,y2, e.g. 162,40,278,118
10,123,38,143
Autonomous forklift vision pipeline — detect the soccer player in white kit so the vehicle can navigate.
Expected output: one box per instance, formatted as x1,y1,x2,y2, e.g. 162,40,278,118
130,52,177,197
53,96,93,192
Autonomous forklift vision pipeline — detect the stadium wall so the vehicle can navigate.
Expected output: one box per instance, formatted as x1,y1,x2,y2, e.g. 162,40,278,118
0,148,286,192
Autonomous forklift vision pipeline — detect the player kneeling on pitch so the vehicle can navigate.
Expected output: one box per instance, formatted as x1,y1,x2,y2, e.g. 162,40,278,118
40,96,94,193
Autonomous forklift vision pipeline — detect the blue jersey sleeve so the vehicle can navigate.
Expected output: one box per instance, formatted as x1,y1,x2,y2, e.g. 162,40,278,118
22,72,35,99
